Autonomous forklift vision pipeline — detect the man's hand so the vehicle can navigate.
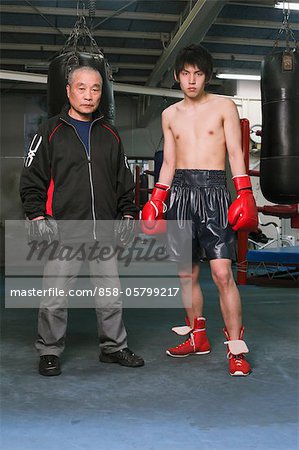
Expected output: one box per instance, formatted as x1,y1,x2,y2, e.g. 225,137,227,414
228,175,258,232
115,215,136,247
26,215,59,245
140,183,170,235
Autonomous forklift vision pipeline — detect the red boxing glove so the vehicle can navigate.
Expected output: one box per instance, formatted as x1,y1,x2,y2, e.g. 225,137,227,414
228,175,258,232
140,183,170,234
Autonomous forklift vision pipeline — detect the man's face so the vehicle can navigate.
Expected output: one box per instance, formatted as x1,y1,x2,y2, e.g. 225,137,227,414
66,69,102,121
176,64,206,99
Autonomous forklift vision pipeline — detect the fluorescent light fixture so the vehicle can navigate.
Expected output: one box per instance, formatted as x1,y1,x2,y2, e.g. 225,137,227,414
275,2,299,10
216,73,261,81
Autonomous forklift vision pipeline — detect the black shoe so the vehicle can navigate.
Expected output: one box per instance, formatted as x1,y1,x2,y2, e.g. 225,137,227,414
39,355,61,376
99,347,144,367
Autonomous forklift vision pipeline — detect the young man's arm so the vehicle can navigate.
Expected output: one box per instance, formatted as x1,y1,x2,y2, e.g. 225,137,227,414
157,108,176,186
224,100,258,232
223,100,246,177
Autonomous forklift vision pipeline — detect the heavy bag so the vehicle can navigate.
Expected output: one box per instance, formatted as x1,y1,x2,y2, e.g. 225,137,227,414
260,49,299,204
47,51,115,123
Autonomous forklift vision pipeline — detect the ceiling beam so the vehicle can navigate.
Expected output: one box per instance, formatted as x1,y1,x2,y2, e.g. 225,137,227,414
0,42,264,63
203,35,297,47
114,76,149,83
10,75,152,85
1,25,299,51
213,52,264,62
0,24,170,41
113,62,154,70
0,43,162,56
215,17,299,30
0,5,180,22
0,59,155,71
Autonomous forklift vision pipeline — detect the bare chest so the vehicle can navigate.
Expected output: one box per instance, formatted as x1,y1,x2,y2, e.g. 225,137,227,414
170,111,224,145
169,107,227,169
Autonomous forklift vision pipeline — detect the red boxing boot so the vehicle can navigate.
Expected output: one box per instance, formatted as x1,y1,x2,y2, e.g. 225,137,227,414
166,317,211,358
223,327,251,376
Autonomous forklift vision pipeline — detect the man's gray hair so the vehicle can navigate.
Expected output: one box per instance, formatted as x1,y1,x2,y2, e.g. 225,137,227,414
67,65,103,86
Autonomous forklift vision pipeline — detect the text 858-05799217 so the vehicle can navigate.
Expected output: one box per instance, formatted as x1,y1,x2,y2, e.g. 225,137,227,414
96,287,180,297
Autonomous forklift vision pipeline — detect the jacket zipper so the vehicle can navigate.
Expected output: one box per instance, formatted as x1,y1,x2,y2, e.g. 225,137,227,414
60,115,103,240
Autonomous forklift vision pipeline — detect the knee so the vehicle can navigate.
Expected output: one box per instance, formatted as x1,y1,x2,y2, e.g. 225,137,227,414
178,268,198,286
211,268,233,290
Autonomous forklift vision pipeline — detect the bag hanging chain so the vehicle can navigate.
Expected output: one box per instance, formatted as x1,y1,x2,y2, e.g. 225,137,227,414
274,2,297,50
60,4,101,56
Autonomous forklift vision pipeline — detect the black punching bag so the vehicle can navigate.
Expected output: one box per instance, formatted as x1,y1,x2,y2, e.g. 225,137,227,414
260,49,299,204
47,51,115,123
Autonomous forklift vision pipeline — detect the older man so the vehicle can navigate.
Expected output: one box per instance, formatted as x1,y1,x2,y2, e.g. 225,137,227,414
20,66,144,375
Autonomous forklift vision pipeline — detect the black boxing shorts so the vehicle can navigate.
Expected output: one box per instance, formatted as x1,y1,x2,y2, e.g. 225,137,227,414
166,169,236,263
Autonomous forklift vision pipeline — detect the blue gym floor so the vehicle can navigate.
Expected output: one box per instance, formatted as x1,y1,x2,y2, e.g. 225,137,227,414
1,263,298,450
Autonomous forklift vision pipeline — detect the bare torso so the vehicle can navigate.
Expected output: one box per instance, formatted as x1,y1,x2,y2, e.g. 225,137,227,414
165,94,229,170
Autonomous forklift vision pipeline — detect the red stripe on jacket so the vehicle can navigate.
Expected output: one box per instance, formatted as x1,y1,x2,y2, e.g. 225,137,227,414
101,124,120,144
46,123,62,215
46,178,54,216
48,123,63,143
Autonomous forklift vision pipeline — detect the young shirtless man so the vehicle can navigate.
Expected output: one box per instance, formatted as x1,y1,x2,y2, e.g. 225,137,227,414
141,44,258,376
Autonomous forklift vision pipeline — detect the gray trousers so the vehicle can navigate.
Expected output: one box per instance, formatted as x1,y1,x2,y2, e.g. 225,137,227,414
35,245,127,356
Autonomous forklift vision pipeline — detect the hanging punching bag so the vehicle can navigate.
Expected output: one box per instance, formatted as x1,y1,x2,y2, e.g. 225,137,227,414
47,14,114,123
47,51,115,123
260,49,299,204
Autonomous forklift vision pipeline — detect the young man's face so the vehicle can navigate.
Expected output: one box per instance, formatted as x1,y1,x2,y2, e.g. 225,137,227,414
176,64,206,99
66,69,102,121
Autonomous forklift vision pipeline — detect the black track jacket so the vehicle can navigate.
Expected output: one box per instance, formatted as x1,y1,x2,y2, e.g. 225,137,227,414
20,105,138,239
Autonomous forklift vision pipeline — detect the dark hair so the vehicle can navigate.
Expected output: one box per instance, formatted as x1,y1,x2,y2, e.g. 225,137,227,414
174,44,213,82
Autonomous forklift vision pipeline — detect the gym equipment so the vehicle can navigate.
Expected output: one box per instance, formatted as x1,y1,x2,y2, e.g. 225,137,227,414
236,122,299,286
260,10,299,204
47,14,114,123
